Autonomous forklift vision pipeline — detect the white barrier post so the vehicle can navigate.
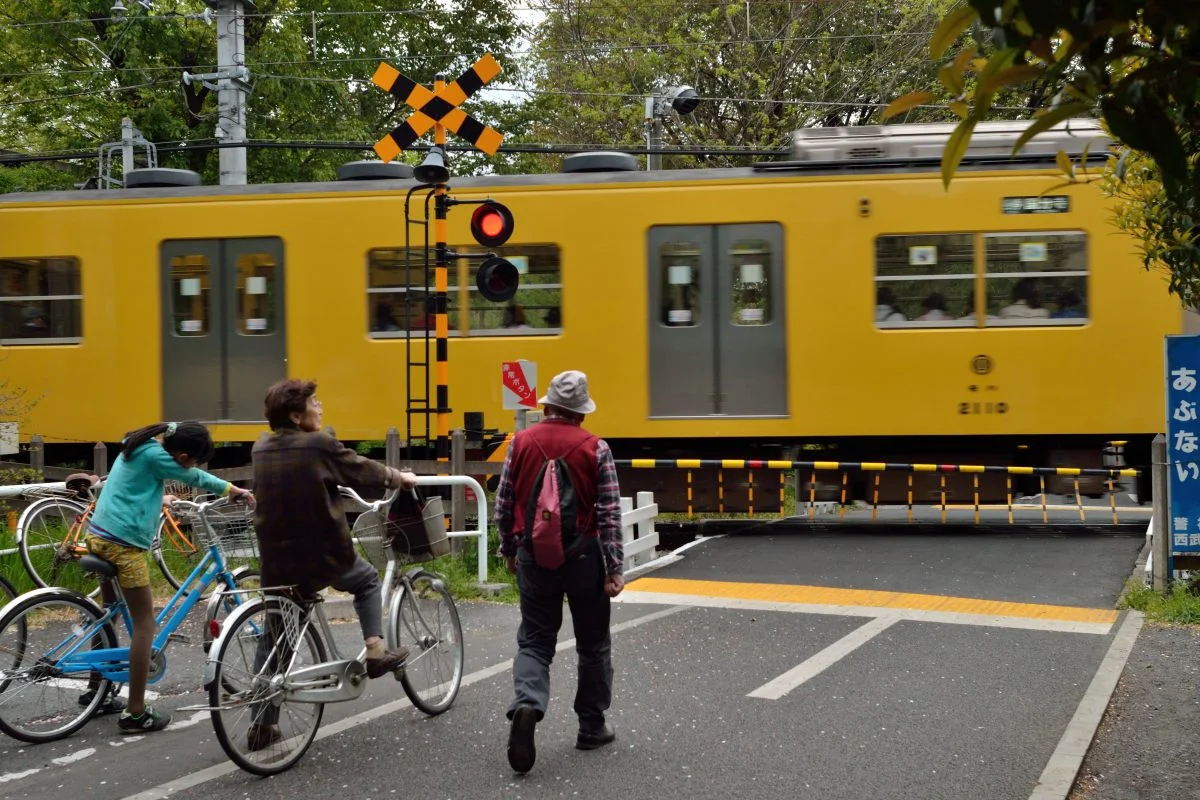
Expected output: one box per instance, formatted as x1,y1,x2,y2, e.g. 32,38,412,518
413,474,490,585
620,492,660,571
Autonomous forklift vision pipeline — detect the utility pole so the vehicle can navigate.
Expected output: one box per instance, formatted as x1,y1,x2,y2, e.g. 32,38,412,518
215,0,249,186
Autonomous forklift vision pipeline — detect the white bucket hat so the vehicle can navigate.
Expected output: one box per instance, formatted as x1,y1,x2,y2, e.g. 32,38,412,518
537,370,597,414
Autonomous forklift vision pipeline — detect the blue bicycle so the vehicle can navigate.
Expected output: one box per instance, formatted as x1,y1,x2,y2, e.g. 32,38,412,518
0,496,258,743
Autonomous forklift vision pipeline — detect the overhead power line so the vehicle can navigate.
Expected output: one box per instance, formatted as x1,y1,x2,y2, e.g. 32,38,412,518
0,29,936,81
0,1,927,30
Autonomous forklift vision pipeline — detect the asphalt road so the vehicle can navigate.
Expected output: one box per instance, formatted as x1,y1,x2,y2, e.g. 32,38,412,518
0,528,1145,800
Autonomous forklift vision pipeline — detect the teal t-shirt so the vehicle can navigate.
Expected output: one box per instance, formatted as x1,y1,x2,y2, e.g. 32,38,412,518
89,440,230,550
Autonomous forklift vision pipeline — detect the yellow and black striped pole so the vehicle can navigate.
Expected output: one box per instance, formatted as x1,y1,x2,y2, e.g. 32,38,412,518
433,73,450,470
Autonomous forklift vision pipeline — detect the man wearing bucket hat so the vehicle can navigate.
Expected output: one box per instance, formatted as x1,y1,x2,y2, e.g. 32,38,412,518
495,369,625,775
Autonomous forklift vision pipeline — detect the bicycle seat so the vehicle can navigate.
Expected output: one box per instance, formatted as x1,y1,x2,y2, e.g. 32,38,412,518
79,554,118,580
65,472,100,500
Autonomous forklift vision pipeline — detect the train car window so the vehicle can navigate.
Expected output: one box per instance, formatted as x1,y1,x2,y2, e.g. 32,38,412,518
167,255,210,337
729,239,771,325
460,244,561,336
874,234,975,328
659,242,702,327
983,232,1088,326
235,253,278,335
0,257,83,345
367,248,462,339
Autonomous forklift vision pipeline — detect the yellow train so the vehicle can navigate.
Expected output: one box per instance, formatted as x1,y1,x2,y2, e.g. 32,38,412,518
0,119,1184,495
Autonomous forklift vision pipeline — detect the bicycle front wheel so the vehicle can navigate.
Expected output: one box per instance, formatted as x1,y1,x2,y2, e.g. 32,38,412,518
209,596,327,776
17,497,93,593
0,589,118,743
388,570,464,715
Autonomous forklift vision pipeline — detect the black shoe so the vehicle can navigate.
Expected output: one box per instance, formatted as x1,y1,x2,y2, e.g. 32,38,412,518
365,646,409,679
507,705,538,774
79,688,127,716
576,723,616,750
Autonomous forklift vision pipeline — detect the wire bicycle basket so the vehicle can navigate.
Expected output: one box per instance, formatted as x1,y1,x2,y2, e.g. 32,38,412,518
351,493,449,572
179,501,260,563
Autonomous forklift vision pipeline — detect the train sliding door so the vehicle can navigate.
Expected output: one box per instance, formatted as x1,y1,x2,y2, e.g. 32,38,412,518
648,224,786,417
160,238,286,422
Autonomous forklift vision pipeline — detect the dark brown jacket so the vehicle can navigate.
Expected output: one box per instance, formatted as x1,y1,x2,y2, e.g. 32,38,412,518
252,429,390,593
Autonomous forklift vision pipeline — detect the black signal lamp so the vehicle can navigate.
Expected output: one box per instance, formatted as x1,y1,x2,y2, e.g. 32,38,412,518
476,256,519,302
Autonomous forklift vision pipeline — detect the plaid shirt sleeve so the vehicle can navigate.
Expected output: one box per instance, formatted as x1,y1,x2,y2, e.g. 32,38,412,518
494,442,519,557
595,439,624,575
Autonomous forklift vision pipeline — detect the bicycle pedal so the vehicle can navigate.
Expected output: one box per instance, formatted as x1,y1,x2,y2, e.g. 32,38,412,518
167,633,193,645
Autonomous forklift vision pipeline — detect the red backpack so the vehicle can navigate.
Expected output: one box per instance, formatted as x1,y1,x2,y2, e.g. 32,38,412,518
522,438,589,569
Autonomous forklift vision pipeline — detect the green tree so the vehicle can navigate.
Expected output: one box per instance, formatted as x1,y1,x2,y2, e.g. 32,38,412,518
509,0,1046,172
885,1,1199,302
0,0,525,186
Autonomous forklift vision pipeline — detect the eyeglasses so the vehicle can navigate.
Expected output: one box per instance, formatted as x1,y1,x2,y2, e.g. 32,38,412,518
310,397,323,409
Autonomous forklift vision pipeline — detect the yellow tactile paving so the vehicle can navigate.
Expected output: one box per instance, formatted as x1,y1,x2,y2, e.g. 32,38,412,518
627,577,1118,625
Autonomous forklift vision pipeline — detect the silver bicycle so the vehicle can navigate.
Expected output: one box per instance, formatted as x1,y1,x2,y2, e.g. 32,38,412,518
197,486,464,775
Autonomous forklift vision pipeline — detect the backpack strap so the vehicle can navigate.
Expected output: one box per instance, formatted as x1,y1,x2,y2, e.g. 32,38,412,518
520,457,553,553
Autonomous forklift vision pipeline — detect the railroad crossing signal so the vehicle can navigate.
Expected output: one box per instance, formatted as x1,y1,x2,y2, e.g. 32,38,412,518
372,53,504,162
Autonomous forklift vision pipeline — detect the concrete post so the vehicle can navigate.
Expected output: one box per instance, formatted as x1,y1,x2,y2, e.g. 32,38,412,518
93,441,108,478
451,428,466,537
385,427,401,469
29,434,44,476
1152,433,1170,591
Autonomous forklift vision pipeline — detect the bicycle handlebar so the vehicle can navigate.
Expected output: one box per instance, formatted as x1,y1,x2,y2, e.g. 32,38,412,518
167,494,254,515
338,485,401,513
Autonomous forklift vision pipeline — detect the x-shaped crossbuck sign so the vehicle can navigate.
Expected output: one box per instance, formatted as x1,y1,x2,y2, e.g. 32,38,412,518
371,53,504,162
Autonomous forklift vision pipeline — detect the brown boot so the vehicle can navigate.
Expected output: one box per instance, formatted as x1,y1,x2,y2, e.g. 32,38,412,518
365,646,409,678
247,723,283,752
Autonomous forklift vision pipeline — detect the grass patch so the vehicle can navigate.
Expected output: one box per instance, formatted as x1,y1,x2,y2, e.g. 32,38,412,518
1120,576,1200,624
415,525,517,604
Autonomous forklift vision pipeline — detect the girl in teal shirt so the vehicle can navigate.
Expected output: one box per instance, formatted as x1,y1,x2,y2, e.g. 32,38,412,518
85,421,253,733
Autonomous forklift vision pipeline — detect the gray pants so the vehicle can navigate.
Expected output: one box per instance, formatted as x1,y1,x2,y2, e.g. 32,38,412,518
328,555,384,641
507,539,613,733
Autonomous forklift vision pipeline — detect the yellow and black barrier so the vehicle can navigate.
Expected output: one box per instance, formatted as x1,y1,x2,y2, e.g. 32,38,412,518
614,459,1141,525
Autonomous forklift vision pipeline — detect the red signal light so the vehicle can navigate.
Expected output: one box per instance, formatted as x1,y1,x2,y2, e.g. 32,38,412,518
470,202,514,247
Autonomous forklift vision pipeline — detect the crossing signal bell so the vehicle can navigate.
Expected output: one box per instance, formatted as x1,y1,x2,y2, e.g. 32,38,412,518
472,201,519,302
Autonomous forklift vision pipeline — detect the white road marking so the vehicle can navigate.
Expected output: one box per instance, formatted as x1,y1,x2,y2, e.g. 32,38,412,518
1028,611,1145,800
0,769,41,783
165,711,210,731
748,617,898,700
52,747,96,765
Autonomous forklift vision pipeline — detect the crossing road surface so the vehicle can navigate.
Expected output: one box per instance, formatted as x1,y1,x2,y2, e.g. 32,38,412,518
0,529,1144,800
